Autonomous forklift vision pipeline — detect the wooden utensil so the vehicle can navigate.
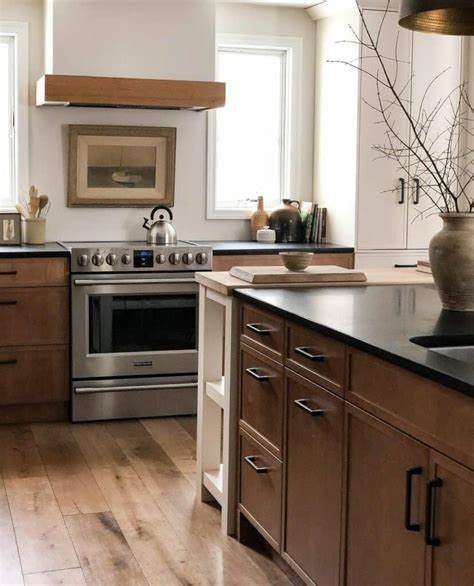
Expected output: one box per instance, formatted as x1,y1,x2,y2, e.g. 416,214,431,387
39,195,49,215
15,203,29,218
29,185,40,218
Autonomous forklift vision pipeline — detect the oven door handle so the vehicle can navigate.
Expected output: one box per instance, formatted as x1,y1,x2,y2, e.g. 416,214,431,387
73,278,196,286
75,382,198,394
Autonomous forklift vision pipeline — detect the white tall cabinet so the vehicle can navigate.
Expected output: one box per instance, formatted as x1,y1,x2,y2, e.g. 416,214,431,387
310,1,464,268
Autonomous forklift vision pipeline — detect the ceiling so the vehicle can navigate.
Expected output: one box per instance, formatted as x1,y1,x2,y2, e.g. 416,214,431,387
217,0,319,8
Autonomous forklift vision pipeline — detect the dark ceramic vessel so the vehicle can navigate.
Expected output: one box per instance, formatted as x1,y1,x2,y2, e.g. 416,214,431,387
268,199,303,243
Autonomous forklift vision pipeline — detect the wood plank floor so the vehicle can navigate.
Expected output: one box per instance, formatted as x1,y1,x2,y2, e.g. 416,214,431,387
0,417,294,585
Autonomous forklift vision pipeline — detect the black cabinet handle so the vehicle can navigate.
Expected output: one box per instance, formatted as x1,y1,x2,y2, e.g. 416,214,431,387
0,271,17,276
0,359,17,366
413,178,420,205
245,367,272,382
294,347,325,362
244,455,270,474
398,178,405,204
405,467,422,531
425,478,442,546
246,323,273,335
394,264,417,268
0,300,17,306
294,399,325,416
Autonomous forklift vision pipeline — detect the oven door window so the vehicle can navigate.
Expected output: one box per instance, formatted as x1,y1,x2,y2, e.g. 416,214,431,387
89,294,197,354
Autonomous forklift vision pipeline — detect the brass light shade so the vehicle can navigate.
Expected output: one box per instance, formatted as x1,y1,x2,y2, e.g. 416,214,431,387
399,0,474,35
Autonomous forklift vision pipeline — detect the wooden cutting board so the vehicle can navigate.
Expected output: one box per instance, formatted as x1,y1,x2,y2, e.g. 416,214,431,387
229,265,367,284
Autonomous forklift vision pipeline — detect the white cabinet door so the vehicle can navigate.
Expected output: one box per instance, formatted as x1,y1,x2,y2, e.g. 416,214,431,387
357,10,412,251
407,33,462,249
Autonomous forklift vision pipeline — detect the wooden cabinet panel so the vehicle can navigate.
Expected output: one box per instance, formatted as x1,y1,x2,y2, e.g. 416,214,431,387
241,303,284,362
240,345,284,457
0,288,69,347
0,258,68,288
284,370,343,585
286,323,345,396
427,452,474,586
343,404,428,586
213,253,354,272
239,430,282,550
0,346,69,405
347,349,474,469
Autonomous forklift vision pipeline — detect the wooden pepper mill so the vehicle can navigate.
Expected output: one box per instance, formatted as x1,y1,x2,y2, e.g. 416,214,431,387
250,196,269,241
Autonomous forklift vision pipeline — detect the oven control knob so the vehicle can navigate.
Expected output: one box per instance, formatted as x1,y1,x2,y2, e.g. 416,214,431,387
92,253,104,266
169,253,181,265
122,254,132,265
156,254,166,264
183,253,194,265
77,254,89,267
196,252,208,265
106,254,118,266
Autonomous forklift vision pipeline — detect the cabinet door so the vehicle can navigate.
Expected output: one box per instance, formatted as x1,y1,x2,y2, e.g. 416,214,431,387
284,370,344,585
357,10,412,251
426,451,474,586
407,34,462,250
343,404,428,586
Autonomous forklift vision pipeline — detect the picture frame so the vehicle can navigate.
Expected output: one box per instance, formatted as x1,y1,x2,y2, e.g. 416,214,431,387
0,213,21,246
67,125,177,207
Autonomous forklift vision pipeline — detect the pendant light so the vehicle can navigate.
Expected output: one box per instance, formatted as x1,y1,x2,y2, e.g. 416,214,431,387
399,0,474,35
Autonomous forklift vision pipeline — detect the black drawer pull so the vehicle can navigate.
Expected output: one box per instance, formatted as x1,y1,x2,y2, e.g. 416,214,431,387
245,367,272,382
0,271,17,276
246,323,273,335
0,359,17,366
0,300,17,306
244,455,270,474
425,478,442,546
405,467,422,531
294,399,325,416
294,347,325,362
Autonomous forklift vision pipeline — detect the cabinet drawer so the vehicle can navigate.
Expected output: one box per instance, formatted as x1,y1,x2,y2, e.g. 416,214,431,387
0,288,69,347
239,430,282,550
240,345,284,457
241,304,284,362
0,258,68,288
347,349,474,469
0,345,69,405
286,322,345,396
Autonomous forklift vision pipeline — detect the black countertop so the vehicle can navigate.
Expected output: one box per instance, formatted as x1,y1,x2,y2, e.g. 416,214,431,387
234,285,474,399
194,241,354,256
0,242,69,258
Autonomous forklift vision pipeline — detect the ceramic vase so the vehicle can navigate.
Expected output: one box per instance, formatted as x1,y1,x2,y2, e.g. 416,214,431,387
429,213,474,311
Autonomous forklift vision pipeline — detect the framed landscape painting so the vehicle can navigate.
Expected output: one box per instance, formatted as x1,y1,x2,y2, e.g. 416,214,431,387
68,125,176,207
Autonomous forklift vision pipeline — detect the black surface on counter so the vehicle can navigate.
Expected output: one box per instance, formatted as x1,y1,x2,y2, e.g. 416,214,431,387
234,285,474,398
194,240,354,255
0,242,69,258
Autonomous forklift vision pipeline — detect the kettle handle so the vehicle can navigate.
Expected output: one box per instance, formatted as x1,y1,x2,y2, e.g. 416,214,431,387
289,200,301,210
150,206,173,221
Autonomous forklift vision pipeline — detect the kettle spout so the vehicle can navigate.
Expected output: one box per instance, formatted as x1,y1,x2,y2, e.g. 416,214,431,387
143,218,151,230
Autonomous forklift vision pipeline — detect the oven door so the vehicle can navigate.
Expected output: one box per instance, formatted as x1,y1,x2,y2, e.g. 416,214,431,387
72,272,199,379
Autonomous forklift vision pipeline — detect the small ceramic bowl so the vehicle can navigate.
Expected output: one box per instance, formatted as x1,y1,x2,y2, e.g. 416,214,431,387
279,252,313,271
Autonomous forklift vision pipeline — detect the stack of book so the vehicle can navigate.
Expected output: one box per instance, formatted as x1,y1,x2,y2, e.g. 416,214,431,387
300,202,327,244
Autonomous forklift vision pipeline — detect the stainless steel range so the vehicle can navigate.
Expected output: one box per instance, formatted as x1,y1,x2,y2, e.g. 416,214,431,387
64,240,212,422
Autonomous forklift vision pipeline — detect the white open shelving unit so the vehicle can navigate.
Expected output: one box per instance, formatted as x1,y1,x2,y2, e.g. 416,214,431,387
196,285,239,535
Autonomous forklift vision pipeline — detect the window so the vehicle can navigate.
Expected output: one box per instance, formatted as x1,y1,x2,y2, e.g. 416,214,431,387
0,22,28,210
208,34,301,219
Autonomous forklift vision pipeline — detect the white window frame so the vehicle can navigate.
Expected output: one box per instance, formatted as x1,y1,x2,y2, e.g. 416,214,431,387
0,22,29,211
207,33,302,220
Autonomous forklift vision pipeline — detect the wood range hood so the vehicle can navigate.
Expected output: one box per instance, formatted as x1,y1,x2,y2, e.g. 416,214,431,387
36,74,226,111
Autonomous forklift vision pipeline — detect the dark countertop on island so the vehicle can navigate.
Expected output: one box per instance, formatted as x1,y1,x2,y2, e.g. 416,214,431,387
0,242,69,258
194,240,354,256
234,284,474,399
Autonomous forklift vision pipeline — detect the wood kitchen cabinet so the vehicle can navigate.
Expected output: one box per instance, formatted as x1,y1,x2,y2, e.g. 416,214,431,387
343,404,428,586
0,257,70,423
284,370,344,585
213,252,354,271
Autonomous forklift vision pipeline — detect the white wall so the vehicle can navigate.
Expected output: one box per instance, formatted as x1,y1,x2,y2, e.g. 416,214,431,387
216,1,316,204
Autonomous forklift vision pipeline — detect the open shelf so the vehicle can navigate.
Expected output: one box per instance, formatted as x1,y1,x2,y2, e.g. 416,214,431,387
203,465,224,505
205,378,225,409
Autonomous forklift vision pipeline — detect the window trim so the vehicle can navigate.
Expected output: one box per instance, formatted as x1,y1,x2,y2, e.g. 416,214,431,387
207,33,302,220
0,21,29,211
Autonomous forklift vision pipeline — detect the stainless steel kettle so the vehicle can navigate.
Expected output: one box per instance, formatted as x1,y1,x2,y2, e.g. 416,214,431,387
143,206,177,245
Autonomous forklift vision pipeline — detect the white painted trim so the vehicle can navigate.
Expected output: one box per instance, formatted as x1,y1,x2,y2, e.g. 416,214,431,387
0,21,29,211
207,33,302,220
307,0,400,21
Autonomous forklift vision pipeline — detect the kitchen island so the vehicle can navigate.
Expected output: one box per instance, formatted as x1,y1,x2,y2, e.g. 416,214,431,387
195,269,473,585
